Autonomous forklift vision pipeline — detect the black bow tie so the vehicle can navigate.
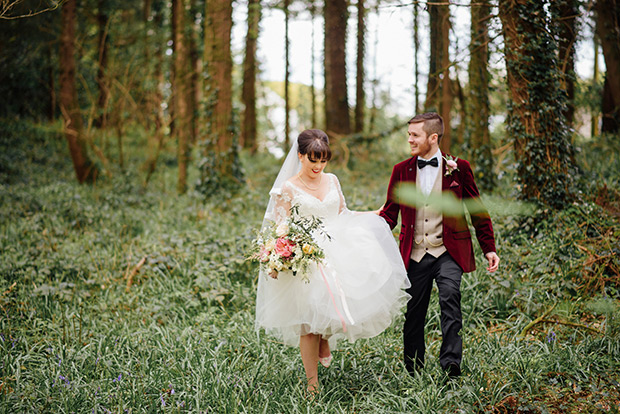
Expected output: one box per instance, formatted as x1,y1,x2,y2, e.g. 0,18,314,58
417,157,439,169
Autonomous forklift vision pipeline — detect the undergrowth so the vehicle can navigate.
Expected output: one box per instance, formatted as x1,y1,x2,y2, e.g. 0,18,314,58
0,119,619,413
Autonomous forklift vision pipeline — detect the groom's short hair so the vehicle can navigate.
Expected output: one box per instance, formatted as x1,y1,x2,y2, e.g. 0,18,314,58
408,112,444,143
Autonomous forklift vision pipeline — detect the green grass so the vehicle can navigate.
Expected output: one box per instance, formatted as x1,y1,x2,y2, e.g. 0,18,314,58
1,120,619,413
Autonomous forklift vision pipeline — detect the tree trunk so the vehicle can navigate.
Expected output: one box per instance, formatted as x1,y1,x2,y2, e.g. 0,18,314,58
284,0,291,153
169,0,177,137
602,75,619,132
310,0,317,127
94,0,109,129
592,37,600,137
241,0,261,153
595,0,620,133
413,1,420,114
369,3,379,133
173,0,190,194
354,0,365,133
425,2,452,152
48,44,56,121
200,0,241,193
324,0,350,136
468,1,493,190
188,0,200,146
498,0,575,208
552,0,578,126
60,0,97,183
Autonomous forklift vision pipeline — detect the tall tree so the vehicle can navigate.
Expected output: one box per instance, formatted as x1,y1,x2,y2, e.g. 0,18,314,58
595,0,620,133
413,1,420,114
284,0,291,152
94,0,109,128
324,0,350,135
173,0,190,194
499,0,576,208
467,0,494,190
551,0,579,126
369,3,379,133
60,0,97,183
241,0,261,153
310,0,317,127
188,0,200,145
200,0,241,193
354,0,365,133
425,2,452,152
591,37,600,137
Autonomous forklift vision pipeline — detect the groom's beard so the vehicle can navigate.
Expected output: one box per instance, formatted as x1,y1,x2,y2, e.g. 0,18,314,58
410,139,433,158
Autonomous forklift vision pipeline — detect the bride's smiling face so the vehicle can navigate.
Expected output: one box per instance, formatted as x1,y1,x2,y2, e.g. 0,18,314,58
298,152,328,178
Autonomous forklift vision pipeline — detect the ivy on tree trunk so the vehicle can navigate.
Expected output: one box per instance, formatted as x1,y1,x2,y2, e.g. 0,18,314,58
241,0,261,153
467,0,494,191
198,0,243,196
499,0,576,208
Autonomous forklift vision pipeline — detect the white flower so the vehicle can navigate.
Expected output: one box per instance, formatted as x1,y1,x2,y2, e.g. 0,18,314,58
264,238,276,251
276,223,289,237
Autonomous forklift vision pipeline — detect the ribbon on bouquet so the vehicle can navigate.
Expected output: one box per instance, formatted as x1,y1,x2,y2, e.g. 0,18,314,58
318,263,355,332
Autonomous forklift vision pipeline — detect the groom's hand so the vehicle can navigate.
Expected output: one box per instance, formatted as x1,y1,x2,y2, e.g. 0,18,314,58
485,252,500,272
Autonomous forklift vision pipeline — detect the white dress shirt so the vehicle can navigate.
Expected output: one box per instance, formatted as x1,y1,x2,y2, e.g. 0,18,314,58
417,149,442,196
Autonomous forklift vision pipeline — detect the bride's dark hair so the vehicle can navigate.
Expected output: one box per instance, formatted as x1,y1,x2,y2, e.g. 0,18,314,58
297,129,332,162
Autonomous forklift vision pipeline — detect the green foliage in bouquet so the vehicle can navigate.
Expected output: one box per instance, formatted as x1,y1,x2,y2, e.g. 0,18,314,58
249,204,330,281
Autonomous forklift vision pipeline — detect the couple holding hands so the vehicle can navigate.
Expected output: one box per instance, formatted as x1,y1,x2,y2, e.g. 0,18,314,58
255,112,500,393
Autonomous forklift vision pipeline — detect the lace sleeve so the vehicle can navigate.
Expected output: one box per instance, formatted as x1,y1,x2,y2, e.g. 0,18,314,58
333,174,352,215
273,183,293,223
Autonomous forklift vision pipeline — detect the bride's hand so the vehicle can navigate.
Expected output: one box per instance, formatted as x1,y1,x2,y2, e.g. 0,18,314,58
269,270,278,279
371,204,385,215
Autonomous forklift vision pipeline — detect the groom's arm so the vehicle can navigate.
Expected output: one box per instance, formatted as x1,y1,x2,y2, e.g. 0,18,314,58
379,164,401,230
459,159,496,256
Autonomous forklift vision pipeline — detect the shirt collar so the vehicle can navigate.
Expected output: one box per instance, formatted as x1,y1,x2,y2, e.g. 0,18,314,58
418,149,443,163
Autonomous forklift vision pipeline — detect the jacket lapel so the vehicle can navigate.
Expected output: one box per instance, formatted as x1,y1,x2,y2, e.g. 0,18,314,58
441,154,449,191
407,156,418,183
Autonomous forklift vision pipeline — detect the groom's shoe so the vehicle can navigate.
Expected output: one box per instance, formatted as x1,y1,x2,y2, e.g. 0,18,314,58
445,363,461,380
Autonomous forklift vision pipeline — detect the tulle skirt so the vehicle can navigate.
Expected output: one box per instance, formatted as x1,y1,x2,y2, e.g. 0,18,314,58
255,213,411,348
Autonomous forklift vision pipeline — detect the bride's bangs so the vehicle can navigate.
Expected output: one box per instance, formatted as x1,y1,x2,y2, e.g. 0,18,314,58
307,141,332,162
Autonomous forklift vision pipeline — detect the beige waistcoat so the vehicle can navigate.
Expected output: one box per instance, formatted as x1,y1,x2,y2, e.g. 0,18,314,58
410,165,447,262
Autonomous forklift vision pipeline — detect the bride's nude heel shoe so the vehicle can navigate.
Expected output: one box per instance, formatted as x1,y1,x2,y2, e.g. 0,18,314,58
319,354,333,368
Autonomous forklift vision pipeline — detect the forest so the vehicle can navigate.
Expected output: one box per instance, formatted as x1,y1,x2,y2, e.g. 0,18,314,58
1,0,619,412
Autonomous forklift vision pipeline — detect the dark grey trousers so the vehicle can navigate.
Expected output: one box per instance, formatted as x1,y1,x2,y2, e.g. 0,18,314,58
404,252,463,375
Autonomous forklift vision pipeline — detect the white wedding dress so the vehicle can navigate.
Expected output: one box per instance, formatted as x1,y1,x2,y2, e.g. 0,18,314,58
255,173,411,347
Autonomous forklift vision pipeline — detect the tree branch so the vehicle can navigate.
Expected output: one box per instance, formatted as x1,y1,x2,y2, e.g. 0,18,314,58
0,0,66,20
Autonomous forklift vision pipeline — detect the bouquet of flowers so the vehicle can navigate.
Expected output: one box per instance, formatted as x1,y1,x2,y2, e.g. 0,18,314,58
249,205,329,282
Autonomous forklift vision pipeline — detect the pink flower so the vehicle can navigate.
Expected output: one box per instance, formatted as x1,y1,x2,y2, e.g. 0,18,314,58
274,237,295,258
258,246,270,263
443,155,459,176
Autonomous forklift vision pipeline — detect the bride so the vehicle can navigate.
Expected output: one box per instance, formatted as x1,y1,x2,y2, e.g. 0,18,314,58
255,129,410,394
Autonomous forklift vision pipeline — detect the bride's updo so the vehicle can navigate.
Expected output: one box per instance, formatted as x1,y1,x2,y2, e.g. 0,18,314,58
298,129,332,162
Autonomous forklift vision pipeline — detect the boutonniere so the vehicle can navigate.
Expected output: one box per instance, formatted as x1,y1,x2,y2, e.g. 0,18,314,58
443,155,459,176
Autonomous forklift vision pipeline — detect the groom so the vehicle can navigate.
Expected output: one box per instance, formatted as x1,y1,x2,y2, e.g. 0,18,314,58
379,112,499,378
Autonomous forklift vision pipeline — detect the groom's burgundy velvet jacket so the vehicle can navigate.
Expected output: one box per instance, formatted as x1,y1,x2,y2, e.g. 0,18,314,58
380,155,496,273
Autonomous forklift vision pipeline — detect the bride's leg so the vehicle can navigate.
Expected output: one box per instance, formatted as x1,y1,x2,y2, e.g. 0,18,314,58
318,337,331,359
300,333,320,393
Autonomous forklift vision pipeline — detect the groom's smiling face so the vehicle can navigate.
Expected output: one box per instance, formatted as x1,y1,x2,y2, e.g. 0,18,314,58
407,122,437,159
